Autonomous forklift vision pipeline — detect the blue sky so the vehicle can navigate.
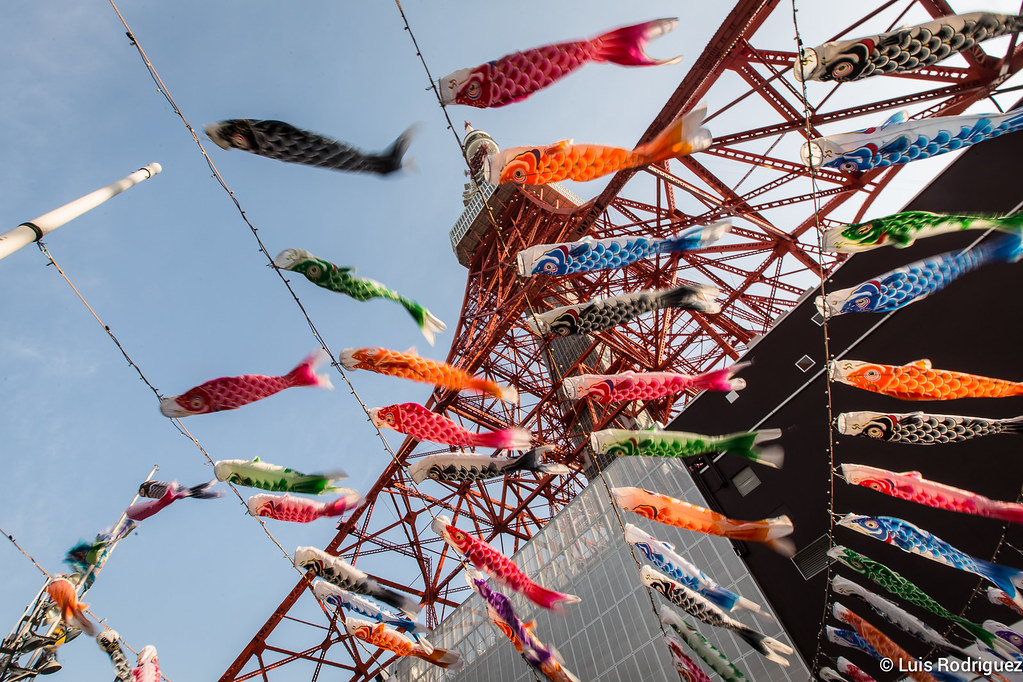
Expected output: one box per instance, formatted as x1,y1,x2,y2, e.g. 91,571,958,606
3,1,1023,679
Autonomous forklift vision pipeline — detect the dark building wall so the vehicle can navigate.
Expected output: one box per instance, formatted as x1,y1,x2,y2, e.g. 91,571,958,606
669,126,1023,673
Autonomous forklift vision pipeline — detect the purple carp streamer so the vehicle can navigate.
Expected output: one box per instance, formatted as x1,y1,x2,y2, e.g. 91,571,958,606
839,514,1023,610
516,221,729,276
795,12,1023,83
841,463,1023,524
205,119,413,175
439,19,682,108
836,410,1023,444
562,364,746,401
817,233,1023,317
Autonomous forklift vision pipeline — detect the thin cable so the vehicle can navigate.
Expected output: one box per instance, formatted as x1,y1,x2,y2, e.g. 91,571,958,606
790,0,841,677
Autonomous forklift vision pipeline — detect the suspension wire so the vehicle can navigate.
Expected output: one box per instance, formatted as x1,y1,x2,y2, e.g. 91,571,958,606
391,3,763,678
790,0,841,677
103,3,491,669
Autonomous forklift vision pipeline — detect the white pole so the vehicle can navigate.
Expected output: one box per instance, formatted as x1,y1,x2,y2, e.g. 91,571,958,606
0,163,162,262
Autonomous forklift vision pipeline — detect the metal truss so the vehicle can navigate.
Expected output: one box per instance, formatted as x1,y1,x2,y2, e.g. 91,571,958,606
221,0,1023,678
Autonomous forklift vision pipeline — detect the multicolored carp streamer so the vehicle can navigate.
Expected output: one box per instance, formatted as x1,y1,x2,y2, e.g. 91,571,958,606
345,617,463,670
832,575,969,659
659,606,748,682
96,629,131,682
827,625,883,662
817,233,1023,317
432,515,581,611
214,457,347,494
275,249,445,345
204,119,413,175
340,346,517,402
126,479,222,522
835,656,878,682
625,524,768,617
802,109,1023,173
829,358,1023,400
563,364,746,402
836,409,1023,444
159,350,333,417
130,646,160,682
591,426,783,469
294,546,421,617
823,211,1023,252
45,577,96,636
641,566,792,666
465,569,581,682
988,587,1023,617
841,463,1023,524
984,621,1023,660
832,602,939,682
407,447,568,483
795,12,1023,83
516,221,729,276
438,18,681,108
838,514,1023,610
829,545,1016,657
313,581,431,642
526,284,719,337
64,523,135,591
246,491,363,523
613,487,795,555
488,104,711,185
662,628,713,682
369,402,531,449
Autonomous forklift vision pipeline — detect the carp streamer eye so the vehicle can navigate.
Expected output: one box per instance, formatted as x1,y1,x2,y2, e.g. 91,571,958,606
831,60,856,80
865,425,884,439
383,412,396,425
230,132,250,149
840,160,860,173
466,81,481,99
511,167,527,184
543,262,558,272
188,395,205,410
304,264,323,280
863,369,881,381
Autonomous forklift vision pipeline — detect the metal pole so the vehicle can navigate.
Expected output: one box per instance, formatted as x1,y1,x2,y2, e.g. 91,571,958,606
0,163,162,262
1,465,159,679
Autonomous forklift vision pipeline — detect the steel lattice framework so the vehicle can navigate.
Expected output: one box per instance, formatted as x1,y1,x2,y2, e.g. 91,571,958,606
221,0,1023,679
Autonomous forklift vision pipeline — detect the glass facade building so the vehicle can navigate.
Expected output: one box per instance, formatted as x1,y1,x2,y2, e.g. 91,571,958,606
394,456,809,681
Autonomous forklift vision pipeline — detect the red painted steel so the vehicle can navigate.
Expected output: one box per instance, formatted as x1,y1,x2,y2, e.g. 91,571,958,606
221,1,1023,678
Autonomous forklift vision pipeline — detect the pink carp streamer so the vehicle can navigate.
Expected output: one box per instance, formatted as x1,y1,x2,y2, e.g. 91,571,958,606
159,349,333,417
246,491,364,523
130,646,160,682
126,480,222,522
438,19,681,108
369,402,530,449
562,364,747,401
613,487,795,556
432,515,581,611
842,463,1023,524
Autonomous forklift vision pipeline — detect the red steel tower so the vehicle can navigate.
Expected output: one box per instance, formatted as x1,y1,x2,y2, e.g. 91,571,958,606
221,1,1023,678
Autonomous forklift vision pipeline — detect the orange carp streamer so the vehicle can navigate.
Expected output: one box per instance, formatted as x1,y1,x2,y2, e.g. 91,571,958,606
612,487,795,556
340,347,517,402
489,104,711,185
833,603,938,682
830,358,1023,400
345,618,462,670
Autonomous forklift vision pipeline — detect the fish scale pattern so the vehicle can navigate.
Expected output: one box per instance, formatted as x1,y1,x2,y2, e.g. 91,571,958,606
494,43,591,97
845,412,1023,444
251,120,396,173
825,211,1023,251
827,110,1023,171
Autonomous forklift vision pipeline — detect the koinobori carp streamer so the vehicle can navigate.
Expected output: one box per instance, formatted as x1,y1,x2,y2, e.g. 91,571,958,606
439,18,682,108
